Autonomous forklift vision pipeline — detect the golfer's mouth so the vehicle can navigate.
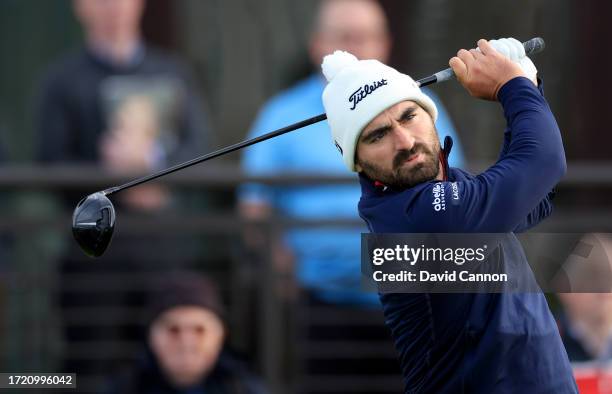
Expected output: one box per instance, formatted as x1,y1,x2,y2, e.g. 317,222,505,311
401,152,422,166
393,153,423,173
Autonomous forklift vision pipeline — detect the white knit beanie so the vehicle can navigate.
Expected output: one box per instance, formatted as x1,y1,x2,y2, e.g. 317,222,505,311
321,51,438,172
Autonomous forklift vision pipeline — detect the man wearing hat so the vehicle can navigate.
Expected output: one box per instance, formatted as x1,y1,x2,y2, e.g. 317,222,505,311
321,38,578,392
109,274,266,394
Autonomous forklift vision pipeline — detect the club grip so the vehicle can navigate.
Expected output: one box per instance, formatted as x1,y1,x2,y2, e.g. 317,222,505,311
423,37,547,86
523,37,545,56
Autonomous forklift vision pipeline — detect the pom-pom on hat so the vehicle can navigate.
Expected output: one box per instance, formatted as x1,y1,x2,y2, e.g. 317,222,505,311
321,50,438,172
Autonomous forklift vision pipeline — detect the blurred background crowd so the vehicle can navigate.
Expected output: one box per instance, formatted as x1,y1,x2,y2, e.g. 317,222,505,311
0,0,611,393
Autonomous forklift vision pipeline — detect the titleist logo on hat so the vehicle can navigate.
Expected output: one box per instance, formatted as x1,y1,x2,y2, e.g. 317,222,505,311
349,78,388,110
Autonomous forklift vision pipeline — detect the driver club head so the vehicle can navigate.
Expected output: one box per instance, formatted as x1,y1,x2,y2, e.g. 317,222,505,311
72,192,116,258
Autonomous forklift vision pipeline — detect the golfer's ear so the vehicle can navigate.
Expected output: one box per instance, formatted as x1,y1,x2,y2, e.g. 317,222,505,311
355,163,363,172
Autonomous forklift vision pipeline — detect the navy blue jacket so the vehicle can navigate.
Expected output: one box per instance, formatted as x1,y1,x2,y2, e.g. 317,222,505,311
358,78,578,393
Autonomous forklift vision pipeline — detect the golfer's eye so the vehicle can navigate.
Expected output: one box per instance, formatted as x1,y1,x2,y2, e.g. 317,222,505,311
368,130,387,143
400,113,416,123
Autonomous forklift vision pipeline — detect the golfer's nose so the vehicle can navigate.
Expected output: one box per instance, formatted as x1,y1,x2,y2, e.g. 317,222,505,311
392,127,416,151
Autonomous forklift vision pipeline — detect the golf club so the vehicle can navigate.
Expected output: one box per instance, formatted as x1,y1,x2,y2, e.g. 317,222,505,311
73,37,546,258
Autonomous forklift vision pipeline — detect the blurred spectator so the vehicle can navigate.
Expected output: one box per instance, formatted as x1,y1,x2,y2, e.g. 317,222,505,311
558,292,612,362
240,0,465,306
557,234,612,362
35,0,212,210
33,0,215,380
109,274,267,394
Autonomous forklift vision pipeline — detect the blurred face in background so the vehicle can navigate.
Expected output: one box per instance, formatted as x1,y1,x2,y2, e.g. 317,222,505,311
310,0,391,64
73,0,145,42
149,306,225,388
559,293,612,332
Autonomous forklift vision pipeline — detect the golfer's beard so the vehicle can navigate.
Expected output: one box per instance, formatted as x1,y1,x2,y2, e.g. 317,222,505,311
358,143,441,190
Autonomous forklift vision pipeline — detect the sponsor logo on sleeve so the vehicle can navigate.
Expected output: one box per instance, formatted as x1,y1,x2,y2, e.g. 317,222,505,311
450,182,461,205
432,182,446,212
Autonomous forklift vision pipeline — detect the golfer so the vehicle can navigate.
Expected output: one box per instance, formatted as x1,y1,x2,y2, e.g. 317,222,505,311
321,38,578,393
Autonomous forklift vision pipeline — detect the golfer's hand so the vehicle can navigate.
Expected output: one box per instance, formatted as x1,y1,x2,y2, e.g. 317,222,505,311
489,37,538,85
449,39,526,101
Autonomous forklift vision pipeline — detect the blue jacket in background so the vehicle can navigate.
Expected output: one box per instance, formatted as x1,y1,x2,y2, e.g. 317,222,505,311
358,77,578,393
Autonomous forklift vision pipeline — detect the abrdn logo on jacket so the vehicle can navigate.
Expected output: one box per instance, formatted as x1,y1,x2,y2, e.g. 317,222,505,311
349,78,387,110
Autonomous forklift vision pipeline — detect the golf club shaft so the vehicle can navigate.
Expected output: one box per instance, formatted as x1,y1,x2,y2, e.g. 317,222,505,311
103,113,328,195
103,37,545,196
